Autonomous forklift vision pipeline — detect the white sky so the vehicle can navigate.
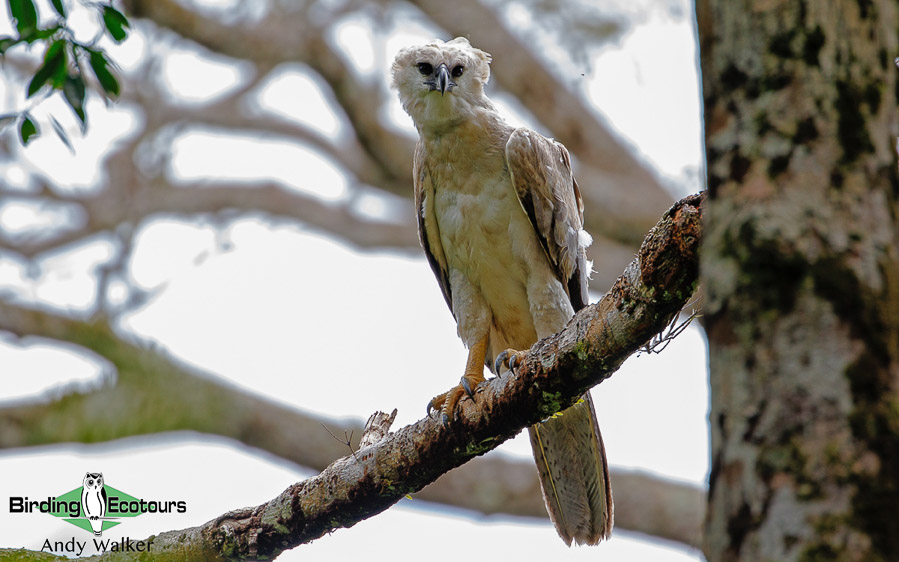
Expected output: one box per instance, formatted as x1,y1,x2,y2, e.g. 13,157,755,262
0,0,707,560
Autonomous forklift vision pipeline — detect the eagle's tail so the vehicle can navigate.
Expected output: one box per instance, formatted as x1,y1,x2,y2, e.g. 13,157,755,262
528,392,613,545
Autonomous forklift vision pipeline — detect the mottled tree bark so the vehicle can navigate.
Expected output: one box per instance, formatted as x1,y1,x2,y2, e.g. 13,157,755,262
698,0,899,560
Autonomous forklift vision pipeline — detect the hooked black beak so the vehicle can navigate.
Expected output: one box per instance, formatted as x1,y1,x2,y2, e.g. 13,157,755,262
423,63,456,96
425,63,455,96
436,63,453,95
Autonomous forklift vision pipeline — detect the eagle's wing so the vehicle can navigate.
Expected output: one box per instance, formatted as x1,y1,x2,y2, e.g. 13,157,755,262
505,128,590,310
508,129,612,545
413,140,453,316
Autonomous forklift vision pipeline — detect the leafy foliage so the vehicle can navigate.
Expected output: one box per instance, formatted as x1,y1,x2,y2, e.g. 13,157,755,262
0,0,130,147
19,113,37,144
87,47,119,97
101,5,129,43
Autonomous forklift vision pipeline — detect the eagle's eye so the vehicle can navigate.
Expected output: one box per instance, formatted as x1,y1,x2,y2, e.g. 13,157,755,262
417,62,433,75
451,65,464,78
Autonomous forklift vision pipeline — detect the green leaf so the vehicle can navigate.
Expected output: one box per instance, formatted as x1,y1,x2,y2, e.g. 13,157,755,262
43,38,66,60
51,0,66,18
26,25,63,43
50,116,74,153
8,0,38,34
101,5,130,43
19,114,38,145
27,40,67,97
63,74,86,128
88,50,119,97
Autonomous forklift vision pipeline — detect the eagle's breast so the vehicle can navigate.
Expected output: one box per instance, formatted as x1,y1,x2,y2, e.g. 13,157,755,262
425,140,571,359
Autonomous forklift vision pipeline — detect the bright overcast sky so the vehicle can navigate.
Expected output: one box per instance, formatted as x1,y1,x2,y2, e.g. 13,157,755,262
0,1,706,560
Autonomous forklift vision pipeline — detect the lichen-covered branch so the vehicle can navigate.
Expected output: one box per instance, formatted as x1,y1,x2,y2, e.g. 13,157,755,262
1,193,702,560
0,302,703,549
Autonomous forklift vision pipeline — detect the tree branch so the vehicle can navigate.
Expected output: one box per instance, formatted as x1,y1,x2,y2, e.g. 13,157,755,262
125,60,409,196
1,2,665,289
118,0,671,282
0,302,703,547
0,176,419,262
122,0,415,189
2,193,703,559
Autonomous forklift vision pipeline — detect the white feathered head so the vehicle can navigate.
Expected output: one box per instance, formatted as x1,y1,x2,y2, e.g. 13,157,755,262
391,37,493,128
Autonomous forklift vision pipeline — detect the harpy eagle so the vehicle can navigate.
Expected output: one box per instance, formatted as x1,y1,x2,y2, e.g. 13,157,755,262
392,37,613,545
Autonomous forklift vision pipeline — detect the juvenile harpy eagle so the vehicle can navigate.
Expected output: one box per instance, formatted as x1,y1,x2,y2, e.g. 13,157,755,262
392,37,613,545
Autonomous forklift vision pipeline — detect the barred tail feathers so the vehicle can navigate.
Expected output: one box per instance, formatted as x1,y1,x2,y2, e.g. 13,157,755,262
528,392,613,545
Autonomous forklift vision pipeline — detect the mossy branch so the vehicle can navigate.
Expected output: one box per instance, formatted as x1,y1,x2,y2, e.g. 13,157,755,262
1,193,704,560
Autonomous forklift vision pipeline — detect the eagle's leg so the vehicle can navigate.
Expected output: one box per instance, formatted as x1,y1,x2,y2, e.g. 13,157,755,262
494,348,526,374
428,335,488,424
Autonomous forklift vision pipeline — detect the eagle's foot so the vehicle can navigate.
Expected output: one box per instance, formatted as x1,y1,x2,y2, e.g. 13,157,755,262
427,389,453,418
427,335,489,426
495,348,525,375
428,372,486,425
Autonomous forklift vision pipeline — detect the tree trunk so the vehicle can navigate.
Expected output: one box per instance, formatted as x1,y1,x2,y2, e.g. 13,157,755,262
698,0,899,560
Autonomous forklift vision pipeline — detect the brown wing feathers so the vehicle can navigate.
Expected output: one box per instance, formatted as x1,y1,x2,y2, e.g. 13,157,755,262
414,142,454,316
505,129,589,311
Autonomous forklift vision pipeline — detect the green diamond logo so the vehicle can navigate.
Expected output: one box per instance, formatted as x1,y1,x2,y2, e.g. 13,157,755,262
46,473,145,536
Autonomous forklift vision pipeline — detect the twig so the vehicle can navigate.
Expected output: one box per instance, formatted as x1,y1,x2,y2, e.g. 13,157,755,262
638,298,702,356
321,423,356,460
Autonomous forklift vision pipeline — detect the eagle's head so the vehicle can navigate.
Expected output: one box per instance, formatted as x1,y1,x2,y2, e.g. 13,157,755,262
391,37,492,130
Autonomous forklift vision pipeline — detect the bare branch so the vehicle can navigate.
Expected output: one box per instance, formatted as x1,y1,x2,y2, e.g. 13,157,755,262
122,0,415,189
2,1,668,289
1,192,703,559
0,177,419,263
126,64,408,195
142,180,420,249
119,0,672,263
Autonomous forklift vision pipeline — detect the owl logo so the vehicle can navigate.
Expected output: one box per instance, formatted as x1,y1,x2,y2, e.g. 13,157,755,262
81,472,108,536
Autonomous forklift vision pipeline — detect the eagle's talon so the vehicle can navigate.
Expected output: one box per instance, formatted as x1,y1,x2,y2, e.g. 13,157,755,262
461,374,481,398
428,391,448,416
495,348,525,374
429,372,485,425
494,351,507,374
